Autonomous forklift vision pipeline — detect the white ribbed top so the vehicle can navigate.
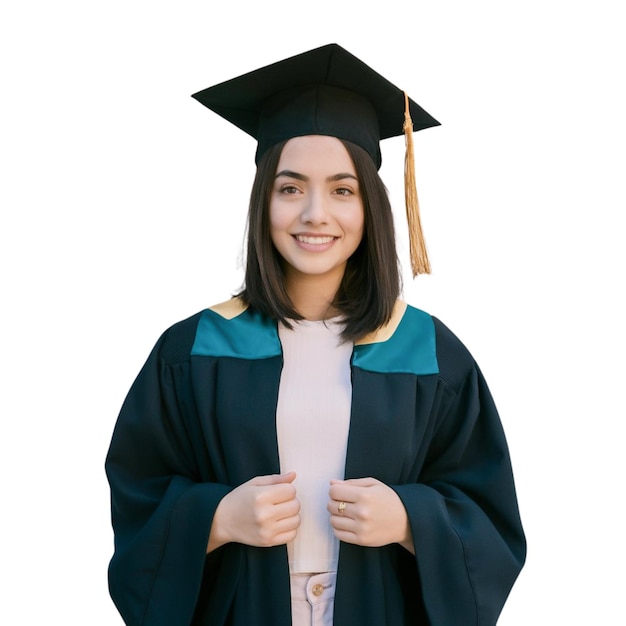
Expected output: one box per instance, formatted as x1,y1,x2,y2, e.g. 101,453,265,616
276,319,352,574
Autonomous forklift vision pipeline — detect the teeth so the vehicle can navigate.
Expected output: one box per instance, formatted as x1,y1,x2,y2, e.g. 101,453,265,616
296,235,335,244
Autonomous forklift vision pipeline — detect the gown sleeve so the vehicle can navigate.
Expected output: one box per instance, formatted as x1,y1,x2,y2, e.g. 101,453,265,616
105,319,231,625
392,318,526,625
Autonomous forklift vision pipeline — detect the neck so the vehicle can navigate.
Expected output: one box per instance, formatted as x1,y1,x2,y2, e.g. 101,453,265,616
284,269,344,321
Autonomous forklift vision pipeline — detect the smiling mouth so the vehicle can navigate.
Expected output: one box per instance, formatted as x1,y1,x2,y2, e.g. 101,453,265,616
294,235,337,244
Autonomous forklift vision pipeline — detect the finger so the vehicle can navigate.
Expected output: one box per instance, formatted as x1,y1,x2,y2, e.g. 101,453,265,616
331,477,378,487
271,527,300,546
329,513,356,532
328,516,360,544
257,514,301,547
274,497,301,520
330,527,360,546
267,482,299,505
327,499,351,518
328,483,359,503
253,471,296,486
267,508,301,532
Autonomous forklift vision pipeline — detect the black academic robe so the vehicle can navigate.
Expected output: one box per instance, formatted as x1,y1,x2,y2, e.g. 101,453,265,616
106,299,525,625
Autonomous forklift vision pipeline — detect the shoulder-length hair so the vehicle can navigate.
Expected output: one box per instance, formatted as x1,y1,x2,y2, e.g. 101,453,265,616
237,138,401,342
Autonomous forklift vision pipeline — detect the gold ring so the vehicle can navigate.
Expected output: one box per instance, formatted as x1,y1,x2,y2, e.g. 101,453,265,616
338,501,346,515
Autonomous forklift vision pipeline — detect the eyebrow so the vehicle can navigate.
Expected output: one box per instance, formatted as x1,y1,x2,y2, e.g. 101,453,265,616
275,169,358,183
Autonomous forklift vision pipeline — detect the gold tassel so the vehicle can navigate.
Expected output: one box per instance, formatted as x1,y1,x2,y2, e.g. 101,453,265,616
403,91,431,276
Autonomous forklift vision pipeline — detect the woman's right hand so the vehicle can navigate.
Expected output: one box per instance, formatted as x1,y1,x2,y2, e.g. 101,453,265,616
207,471,301,553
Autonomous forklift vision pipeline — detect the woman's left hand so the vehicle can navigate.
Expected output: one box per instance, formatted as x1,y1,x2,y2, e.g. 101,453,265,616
327,478,414,553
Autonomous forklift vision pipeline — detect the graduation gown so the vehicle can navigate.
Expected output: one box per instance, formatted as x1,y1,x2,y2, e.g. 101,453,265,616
106,299,526,625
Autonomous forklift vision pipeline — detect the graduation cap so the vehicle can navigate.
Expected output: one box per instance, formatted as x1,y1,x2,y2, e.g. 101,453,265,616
192,43,439,276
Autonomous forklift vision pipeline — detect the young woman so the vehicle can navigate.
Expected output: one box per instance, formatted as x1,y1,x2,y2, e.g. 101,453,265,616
106,44,526,626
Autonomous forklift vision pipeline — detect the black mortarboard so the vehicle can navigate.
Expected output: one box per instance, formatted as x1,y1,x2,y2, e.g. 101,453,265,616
192,44,439,276
192,43,439,169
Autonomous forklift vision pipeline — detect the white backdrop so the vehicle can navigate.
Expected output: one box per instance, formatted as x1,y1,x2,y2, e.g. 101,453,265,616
1,1,624,624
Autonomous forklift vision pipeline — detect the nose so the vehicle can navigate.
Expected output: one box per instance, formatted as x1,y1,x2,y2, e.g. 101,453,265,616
300,190,329,224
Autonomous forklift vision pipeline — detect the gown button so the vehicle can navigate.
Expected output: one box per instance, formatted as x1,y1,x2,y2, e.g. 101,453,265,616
312,583,324,597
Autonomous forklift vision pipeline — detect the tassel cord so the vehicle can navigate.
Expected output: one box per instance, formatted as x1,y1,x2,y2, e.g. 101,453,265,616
403,92,431,276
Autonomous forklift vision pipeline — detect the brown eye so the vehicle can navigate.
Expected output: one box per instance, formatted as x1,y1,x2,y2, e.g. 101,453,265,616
334,187,353,196
281,185,300,194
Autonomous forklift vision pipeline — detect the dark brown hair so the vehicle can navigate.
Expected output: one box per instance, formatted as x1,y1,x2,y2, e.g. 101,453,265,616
237,138,401,341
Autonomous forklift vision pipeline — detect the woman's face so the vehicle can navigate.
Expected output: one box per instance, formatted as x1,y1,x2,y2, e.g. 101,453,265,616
269,135,364,287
